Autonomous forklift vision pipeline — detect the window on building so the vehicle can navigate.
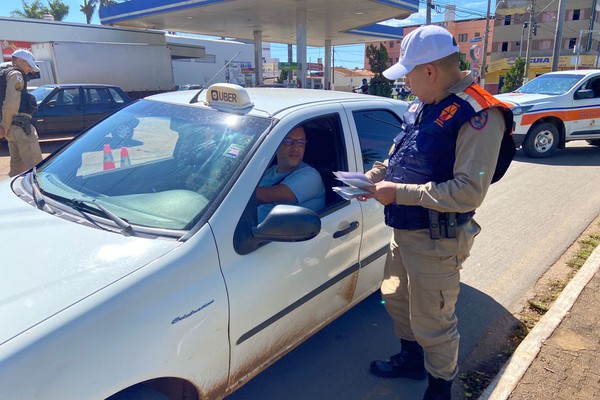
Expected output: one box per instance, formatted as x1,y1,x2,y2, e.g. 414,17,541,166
504,15,511,25
573,9,580,20
539,40,552,50
389,41,394,48
474,32,481,38
501,42,509,52
569,38,577,49
458,33,468,42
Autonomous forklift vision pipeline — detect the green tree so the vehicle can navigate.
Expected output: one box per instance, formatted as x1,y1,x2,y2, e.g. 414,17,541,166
459,52,470,71
47,0,69,21
80,0,97,24
11,0,69,21
501,57,525,93
11,0,46,19
365,43,393,97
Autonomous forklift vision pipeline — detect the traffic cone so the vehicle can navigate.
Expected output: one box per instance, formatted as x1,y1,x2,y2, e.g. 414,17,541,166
103,144,115,170
120,146,131,167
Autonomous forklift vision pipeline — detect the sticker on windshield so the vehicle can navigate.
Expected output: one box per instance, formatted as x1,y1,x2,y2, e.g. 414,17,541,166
225,144,241,158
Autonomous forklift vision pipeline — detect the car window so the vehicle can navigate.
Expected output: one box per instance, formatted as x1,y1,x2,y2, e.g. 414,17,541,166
515,74,586,95
108,88,127,104
352,109,403,172
49,88,80,106
84,88,113,105
35,99,272,231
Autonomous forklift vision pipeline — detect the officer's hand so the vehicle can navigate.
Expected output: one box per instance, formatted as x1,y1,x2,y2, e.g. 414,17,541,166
369,181,397,206
0,126,5,138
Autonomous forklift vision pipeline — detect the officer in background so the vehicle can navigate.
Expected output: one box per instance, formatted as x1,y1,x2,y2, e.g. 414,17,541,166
360,78,369,94
0,49,43,177
360,26,513,399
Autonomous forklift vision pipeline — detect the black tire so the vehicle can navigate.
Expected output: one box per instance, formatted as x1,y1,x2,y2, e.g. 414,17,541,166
586,139,600,147
107,384,170,400
522,122,559,158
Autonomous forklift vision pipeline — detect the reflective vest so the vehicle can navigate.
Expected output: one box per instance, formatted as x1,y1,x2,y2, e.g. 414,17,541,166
383,83,513,230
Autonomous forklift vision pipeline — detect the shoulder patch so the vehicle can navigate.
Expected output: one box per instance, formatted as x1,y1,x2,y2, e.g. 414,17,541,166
469,110,488,130
15,74,24,91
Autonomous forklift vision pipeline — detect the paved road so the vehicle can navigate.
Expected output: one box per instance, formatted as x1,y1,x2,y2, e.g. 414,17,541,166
2,139,599,399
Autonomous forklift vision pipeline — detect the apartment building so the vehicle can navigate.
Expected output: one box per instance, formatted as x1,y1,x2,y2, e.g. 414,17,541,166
365,0,600,94
488,0,599,93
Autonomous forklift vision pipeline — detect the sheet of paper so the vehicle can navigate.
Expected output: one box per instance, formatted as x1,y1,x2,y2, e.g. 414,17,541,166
332,171,375,190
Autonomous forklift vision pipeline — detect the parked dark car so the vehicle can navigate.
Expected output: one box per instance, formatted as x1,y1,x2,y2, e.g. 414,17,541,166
30,84,133,137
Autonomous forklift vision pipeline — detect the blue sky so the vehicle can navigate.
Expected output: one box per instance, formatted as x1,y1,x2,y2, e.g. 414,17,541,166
1,0,488,69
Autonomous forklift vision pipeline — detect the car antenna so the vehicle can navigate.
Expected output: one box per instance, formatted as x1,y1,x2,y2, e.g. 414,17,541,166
190,51,242,104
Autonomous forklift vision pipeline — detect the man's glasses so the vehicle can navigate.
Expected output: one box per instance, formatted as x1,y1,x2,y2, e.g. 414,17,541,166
281,138,308,147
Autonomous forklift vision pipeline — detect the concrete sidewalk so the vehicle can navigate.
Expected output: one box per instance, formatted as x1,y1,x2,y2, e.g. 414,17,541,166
481,242,600,399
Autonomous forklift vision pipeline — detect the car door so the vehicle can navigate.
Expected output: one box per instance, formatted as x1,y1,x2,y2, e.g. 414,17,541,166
208,103,367,389
569,74,600,138
37,87,84,135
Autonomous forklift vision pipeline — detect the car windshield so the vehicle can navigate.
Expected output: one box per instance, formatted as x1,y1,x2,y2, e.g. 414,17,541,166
30,86,56,102
514,74,585,95
34,99,272,231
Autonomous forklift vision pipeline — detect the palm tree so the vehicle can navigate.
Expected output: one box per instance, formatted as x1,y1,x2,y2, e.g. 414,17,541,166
11,0,69,21
47,0,69,21
11,0,46,19
80,0,97,24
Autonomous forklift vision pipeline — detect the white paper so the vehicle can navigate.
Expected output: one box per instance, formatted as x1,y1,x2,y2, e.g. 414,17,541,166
332,171,375,190
332,186,371,200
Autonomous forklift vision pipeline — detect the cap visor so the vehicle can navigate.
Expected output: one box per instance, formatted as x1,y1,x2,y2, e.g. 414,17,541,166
383,62,412,80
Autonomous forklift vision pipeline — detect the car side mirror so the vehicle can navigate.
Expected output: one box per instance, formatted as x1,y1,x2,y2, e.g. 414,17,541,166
234,204,321,255
575,89,594,100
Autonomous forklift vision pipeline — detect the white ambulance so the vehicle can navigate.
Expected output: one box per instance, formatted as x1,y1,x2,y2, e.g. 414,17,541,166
495,69,600,158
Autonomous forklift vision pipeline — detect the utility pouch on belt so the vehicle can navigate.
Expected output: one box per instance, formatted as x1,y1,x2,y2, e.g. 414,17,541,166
428,210,458,240
12,114,32,135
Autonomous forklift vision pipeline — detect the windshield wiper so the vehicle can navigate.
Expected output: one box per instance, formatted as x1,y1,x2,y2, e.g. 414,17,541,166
29,168,55,214
70,198,134,236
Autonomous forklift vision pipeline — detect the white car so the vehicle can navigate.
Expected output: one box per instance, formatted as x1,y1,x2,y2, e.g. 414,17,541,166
495,69,600,158
0,84,408,400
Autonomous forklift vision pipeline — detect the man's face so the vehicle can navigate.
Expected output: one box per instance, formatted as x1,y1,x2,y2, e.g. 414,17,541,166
405,65,434,104
276,127,307,173
15,58,36,75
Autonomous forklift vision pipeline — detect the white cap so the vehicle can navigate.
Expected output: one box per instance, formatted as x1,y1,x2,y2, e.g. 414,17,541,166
383,25,460,80
12,49,40,72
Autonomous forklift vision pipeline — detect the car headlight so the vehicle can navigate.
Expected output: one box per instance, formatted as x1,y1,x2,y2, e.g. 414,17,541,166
511,105,534,116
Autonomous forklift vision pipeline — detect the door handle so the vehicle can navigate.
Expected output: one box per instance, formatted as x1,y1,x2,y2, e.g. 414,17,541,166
333,221,359,238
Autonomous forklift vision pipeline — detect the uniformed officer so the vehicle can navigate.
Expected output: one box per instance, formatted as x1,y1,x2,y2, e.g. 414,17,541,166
360,26,513,400
1,49,43,177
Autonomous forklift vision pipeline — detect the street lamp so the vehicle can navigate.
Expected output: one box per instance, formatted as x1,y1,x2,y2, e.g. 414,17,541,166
480,0,505,88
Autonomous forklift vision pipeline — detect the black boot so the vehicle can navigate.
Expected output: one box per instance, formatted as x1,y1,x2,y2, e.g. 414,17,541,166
423,373,452,400
369,339,427,379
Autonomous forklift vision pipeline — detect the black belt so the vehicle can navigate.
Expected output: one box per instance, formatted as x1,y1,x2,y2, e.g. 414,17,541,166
428,210,472,239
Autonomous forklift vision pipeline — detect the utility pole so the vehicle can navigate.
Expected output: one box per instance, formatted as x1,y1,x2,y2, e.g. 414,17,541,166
551,0,567,71
480,0,492,88
426,0,432,24
523,0,535,82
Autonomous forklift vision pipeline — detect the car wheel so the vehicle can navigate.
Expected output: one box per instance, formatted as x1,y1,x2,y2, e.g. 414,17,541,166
586,139,600,146
522,122,559,158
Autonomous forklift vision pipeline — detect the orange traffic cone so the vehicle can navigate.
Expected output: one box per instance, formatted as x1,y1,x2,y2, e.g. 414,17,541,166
120,146,131,167
103,144,115,170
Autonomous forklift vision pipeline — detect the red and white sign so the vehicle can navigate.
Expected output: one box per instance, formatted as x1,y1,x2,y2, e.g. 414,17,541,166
1,40,36,61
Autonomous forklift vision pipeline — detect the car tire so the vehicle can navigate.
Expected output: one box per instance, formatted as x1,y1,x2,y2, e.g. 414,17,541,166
522,122,559,158
586,139,600,146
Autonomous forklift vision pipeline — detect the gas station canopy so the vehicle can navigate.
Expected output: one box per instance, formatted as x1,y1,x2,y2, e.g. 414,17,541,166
99,0,419,46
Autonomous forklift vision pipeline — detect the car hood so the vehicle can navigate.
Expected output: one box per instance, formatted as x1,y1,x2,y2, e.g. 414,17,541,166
0,179,180,346
494,92,556,108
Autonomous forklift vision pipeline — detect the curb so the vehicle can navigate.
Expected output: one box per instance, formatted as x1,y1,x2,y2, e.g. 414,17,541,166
480,243,600,400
